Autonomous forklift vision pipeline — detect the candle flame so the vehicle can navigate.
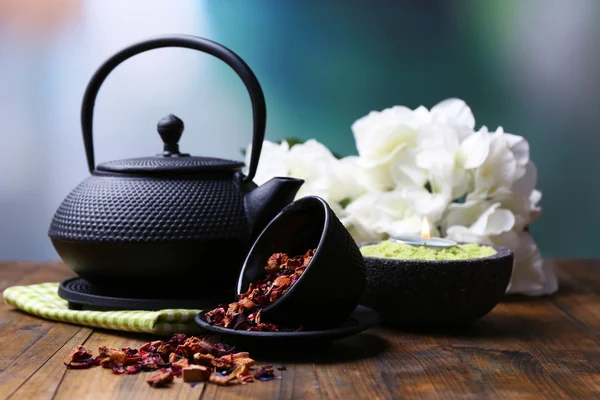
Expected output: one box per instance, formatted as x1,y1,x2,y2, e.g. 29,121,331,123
420,216,431,240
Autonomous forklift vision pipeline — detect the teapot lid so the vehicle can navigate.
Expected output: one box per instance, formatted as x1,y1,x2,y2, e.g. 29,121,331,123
96,114,245,174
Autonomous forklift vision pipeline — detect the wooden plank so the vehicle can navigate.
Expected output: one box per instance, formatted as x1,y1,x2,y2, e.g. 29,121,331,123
371,329,484,400
0,262,81,400
524,260,600,397
53,330,204,400
551,260,600,334
311,331,395,400
454,302,577,399
0,262,43,292
321,297,587,399
8,328,93,400
276,363,321,400
0,262,74,292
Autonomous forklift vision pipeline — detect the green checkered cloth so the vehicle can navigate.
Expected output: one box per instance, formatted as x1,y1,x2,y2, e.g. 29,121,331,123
3,283,204,335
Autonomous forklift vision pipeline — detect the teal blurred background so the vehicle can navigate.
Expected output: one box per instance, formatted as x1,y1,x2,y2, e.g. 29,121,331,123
0,0,598,260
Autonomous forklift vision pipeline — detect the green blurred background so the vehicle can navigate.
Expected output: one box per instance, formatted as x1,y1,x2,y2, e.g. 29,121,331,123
0,0,598,260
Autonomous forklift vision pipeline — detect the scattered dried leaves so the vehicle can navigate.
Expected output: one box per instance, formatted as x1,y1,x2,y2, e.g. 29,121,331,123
65,334,281,389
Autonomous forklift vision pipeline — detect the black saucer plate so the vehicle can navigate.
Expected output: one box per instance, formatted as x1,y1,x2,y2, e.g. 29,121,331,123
195,305,380,349
59,277,221,311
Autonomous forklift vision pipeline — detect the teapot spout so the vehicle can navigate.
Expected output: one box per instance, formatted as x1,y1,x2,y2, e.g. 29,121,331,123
245,177,304,238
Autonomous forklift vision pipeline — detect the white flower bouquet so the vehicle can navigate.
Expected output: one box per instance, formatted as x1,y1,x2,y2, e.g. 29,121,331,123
246,99,557,296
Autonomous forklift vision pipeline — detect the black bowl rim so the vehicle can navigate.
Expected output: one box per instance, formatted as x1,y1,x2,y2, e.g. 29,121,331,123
236,195,330,313
360,242,513,264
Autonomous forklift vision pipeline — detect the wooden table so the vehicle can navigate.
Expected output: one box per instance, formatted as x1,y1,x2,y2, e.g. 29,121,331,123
1,261,600,399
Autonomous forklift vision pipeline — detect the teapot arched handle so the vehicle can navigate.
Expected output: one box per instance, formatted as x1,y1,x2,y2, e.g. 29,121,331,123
81,34,265,183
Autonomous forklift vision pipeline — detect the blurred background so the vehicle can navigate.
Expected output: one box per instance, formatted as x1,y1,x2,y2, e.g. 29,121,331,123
0,0,598,261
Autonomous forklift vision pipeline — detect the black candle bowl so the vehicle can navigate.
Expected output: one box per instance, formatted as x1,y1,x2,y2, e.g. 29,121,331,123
360,244,513,327
237,196,366,330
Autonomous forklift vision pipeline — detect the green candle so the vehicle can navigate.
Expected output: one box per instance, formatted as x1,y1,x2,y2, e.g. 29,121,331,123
361,240,497,261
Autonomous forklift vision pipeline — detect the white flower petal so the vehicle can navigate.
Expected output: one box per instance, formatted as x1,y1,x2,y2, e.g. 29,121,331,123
390,149,428,189
343,192,385,242
491,230,521,251
530,189,542,206
467,203,500,235
387,215,423,237
459,130,490,169
446,226,492,244
529,190,543,223
512,161,538,196
420,123,462,152
352,106,418,162
415,149,451,171
332,156,368,201
360,162,396,191
475,132,518,193
443,200,491,230
466,203,515,236
484,208,515,236
403,188,449,223
505,133,530,166
504,232,558,296
430,98,475,129
419,151,470,200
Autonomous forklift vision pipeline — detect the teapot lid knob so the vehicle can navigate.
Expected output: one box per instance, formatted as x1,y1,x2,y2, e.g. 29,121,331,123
157,114,189,157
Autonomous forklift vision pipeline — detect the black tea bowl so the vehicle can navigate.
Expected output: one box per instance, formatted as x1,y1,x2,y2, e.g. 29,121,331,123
361,244,513,328
237,196,366,330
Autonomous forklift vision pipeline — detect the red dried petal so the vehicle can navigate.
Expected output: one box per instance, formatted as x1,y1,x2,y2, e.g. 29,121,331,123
122,347,138,358
167,333,187,347
125,364,143,375
112,363,126,375
157,343,174,361
273,275,291,288
205,307,225,325
172,357,189,370
64,356,101,370
70,345,93,362
255,295,269,306
254,365,277,381
146,370,174,387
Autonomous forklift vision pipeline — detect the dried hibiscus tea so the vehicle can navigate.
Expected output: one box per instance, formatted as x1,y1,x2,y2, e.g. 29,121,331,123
64,357,100,370
64,333,277,389
112,363,126,375
254,365,277,381
70,345,93,362
193,352,215,365
172,357,189,370
182,365,211,382
205,249,315,332
64,345,101,369
209,373,237,386
146,369,174,388
167,333,187,347
125,364,143,375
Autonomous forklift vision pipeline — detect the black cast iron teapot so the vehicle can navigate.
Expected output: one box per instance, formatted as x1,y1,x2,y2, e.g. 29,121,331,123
48,35,303,298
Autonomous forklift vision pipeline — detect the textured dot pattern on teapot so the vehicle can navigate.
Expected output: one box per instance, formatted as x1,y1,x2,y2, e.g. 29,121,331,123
48,177,247,242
